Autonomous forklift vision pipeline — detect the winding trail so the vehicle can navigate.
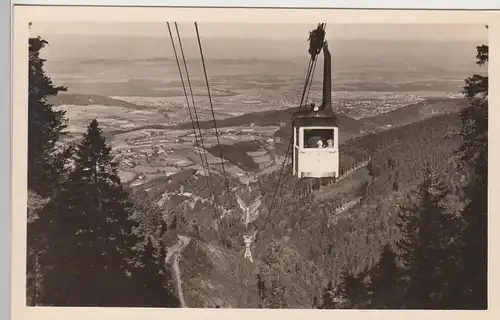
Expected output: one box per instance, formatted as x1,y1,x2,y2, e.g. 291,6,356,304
165,235,191,308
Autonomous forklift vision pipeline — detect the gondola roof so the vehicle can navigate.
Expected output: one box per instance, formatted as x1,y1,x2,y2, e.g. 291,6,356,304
292,104,338,127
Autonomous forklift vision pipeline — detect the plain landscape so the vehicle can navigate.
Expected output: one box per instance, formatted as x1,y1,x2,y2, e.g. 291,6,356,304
42,32,480,185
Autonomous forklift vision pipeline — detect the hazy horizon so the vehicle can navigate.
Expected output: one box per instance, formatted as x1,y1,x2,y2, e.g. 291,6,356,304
31,22,488,41
31,21,488,104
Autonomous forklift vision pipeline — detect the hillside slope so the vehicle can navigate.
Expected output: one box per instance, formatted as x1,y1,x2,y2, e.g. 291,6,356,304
133,109,466,308
365,97,468,128
176,238,261,308
175,107,381,139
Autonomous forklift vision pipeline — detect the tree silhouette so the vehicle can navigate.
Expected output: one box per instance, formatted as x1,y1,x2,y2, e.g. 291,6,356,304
448,37,488,309
26,191,49,305
397,168,457,309
462,44,488,99
337,267,365,308
369,244,400,308
130,238,179,307
35,119,181,306
28,36,72,196
26,36,74,305
257,272,266,308
131,190,165,253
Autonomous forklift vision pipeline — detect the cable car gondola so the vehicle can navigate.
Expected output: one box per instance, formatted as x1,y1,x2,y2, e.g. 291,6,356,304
292,36,339,179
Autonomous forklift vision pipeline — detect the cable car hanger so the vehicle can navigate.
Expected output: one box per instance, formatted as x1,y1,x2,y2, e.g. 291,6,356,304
269,22,340,219
291,23,340,179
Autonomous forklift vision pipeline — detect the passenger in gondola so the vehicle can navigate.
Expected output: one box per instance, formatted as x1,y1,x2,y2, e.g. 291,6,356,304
327,139,334,148
307,135,322,148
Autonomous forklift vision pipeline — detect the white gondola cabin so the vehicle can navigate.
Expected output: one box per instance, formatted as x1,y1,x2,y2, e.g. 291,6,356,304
292,106,339,178
292,33,339,179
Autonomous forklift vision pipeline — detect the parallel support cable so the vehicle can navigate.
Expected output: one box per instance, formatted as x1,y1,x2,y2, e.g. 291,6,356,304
278,25,326,209
168,22,227,248
174,22,213,182
167,22,207,178
276,56,319,206
269,58,315,214
194,22,236,229
270,23,327,215
304,57,319,109
174,22,227,247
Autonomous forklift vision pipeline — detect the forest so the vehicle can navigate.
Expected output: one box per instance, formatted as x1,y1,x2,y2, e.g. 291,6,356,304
26,33,488,309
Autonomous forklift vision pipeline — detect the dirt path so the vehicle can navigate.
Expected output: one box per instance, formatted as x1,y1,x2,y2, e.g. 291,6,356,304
165,235,191,307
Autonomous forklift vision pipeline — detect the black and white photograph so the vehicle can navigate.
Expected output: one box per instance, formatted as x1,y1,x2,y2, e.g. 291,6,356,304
24,17,488,310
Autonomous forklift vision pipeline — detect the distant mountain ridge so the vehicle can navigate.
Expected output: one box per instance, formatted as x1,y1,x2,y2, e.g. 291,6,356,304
76,57,299,65
47,93,151,110
174,107,381,141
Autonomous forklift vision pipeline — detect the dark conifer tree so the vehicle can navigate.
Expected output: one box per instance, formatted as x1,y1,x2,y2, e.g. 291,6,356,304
397,168,456,309
448,37,488,309
462,43,488,100
131,238,179,307
27,35,74,305
369,244,400,308
37,119,138,306
36,119,182,307
130,191,165,254
257,272,266,308
337,267,365,308
28,36,72,196
26,192,49,306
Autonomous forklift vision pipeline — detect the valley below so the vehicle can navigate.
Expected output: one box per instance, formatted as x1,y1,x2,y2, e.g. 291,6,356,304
50,91,466,188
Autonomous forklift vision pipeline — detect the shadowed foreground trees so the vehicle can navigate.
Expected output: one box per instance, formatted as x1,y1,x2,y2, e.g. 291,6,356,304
28,36,72,197
27,36,73,306
447,40,488,309
36,119,179,306
27,35,180,307
396,169,460,309
369,244,400,308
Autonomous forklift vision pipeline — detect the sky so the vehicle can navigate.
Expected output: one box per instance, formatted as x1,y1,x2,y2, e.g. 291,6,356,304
31,21,488,66
31,22,488,42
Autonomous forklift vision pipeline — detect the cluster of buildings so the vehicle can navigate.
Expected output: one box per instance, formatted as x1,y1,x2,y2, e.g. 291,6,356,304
336,94,426,118
111,118,284,184
115,143,177,169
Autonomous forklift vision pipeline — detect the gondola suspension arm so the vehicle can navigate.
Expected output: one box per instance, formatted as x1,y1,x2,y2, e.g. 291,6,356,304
269,23,327,214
